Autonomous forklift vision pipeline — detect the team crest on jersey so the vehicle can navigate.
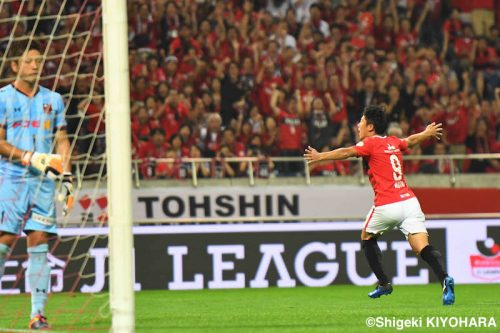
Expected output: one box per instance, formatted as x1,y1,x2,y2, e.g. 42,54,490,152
43,103,52,114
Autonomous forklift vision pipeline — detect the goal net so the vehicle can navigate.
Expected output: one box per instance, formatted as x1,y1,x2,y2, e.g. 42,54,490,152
0,0,112,330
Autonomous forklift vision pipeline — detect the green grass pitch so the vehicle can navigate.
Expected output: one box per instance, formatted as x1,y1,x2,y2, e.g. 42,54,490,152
0,284,499,332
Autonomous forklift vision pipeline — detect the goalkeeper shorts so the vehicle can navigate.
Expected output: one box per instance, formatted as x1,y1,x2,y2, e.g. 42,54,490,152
0,176,57,235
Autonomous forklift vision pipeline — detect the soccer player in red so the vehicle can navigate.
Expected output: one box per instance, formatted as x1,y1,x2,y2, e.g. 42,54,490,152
304,105,455,305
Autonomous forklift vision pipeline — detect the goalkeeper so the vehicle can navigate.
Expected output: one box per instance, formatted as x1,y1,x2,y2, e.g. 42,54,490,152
0,40,73,330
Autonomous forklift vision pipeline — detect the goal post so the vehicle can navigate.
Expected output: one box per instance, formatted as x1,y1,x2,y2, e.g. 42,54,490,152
102,0,135,332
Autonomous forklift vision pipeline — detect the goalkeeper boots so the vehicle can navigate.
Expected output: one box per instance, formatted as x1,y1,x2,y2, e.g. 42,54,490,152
442,276,455,305
368,283,393,298
28,314,50,330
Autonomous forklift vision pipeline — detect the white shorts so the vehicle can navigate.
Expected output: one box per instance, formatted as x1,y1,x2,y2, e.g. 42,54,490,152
362,197,427,238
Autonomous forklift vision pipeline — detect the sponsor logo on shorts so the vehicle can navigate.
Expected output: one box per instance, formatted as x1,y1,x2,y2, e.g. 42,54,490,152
31,213,55,226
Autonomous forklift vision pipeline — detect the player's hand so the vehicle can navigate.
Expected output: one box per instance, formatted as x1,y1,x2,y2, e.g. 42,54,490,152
304,146,321,164
425,122,443,140
22,152,63,180
57,172,74,217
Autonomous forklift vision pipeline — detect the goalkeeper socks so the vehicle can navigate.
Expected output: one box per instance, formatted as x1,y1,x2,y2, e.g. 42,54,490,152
420,245,448,284
362,239,389,285
27,244,51,319
0,243,10,280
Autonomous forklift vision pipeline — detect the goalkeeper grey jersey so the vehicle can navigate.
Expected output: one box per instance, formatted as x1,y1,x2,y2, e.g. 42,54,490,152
0,84,66,177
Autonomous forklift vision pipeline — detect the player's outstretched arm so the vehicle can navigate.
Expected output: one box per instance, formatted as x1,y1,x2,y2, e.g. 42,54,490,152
304,146,357,164
403,122,443,148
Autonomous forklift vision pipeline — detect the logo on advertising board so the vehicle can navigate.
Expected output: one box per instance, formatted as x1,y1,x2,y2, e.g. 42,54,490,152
469,227,500,281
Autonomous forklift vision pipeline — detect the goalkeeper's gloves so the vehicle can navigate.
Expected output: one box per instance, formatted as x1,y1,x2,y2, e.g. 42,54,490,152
22,151,63,180
57,172,74,217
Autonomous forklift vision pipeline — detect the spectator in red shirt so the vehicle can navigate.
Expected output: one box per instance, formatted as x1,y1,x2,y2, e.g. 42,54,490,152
472,37,498,71
130,76,155,102
219,128,246,177
178,124,195,151
162,55,186,90
169,24,202,62
131,106,158,145
48,0,500,179
255,59,284,116
196,19,217,61
156,149,183,179
145,55,166,87
299,73,321,108
137,128,170,179
137,128,169,159
441,8,463,61
394,3,429,58
404,144,424,175
453,24,475,61
271,87,305,175
471,36,499,100
410,106,436,153
310,145,349,176
437,93,469,154
156,89,189,141
326,74,349,129
169,134,189,158
129,3,156,50
374,0,397,51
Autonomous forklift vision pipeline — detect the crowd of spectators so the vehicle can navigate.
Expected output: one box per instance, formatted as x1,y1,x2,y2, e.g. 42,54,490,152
1,0,499,178
124,0,500,178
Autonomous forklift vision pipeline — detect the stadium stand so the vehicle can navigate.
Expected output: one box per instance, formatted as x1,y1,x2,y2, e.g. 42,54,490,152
2,0,499,178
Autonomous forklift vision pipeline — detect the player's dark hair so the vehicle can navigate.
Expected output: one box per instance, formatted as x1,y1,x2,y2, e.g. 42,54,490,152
363,105,388,135
7,39,43,61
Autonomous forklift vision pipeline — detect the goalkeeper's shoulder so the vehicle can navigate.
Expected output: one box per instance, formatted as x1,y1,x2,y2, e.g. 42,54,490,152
0,84,13,102
0,85,11,94
40,86,64,101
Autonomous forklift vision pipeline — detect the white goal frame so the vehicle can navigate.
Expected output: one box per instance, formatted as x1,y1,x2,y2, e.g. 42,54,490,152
102,0,135,332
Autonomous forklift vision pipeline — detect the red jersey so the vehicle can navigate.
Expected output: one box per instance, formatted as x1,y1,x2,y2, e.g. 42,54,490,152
354,136,415,206
276,109,303,150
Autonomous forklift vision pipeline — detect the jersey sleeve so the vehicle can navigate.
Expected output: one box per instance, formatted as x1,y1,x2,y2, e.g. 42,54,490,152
353,138,373,157
399,137,409,151
54,94,67,130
